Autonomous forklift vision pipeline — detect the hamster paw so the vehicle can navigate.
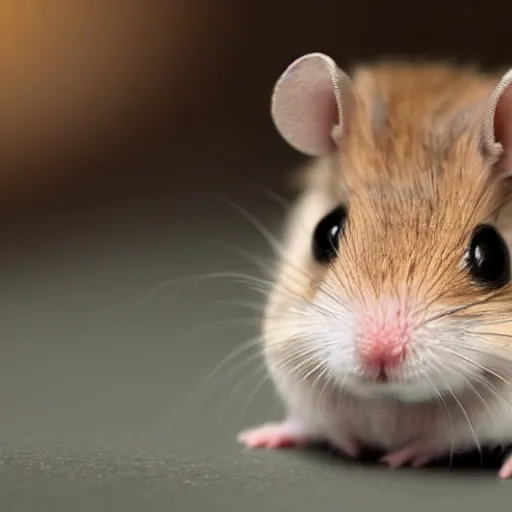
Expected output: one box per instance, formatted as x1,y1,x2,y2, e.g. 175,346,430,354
380,442,441,469
498,453,512,479
237,420,314,449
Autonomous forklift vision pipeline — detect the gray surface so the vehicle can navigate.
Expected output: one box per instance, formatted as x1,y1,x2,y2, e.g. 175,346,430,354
1,149,511,512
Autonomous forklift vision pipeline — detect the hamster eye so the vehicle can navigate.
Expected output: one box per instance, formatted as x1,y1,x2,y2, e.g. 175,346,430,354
467,224,510,288
312,205,347,264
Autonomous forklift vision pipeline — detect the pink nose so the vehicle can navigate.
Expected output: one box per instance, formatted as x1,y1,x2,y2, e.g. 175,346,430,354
356,327,408,372
358,340,407,369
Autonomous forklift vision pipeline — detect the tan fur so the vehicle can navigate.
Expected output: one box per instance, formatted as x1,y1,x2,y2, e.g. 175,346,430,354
292,63,512,325
340,63,497,185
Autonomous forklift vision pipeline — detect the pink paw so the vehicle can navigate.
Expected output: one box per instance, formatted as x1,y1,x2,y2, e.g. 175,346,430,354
380,443,440,469
237,421,312,449
499,453,512,479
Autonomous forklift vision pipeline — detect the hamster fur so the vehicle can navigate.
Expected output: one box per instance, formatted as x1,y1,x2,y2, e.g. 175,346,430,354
237,54,512,478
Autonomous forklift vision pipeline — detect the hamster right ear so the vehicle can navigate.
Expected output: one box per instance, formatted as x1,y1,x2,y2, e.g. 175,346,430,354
482,69,512,176
271,53,353,157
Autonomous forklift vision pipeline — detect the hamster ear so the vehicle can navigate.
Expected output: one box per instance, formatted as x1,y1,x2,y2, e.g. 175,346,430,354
482,69,512,176
271,52,353,157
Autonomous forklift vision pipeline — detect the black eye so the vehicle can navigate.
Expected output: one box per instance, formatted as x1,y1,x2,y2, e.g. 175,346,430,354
467,224,510,288
312,205,347,264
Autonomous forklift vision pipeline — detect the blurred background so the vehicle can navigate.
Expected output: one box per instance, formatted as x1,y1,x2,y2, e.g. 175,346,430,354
1,0,510,217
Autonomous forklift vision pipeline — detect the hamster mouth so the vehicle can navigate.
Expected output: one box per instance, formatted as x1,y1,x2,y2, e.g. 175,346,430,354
354,374,394,387
355,363,397,384
358,372,389,384
344,375,434,403
352,371,420,388
375,371,389,383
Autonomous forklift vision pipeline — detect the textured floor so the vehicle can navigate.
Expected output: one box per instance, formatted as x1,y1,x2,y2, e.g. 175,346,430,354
0,137,510,511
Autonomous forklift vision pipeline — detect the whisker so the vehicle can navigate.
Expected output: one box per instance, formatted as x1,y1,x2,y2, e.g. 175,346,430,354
202,320,313,385
163,350,268,433
230,247,275,277
232,370,274,429
141,271,276,301
255,186,294,213
300,358,328,385
168,321,311,427
427,360,483,466
419,290,507,328
215,195,289,259
438,345,512,387
217,196,353,313
436,345,512,421
468,330,512,341
438,358,493,416
447,335,512,366
317,363,337,407
422,359,454,469
212,363,269,429
473,379,512,424
277,352,323,382
469,316,512,327
233,242,347,316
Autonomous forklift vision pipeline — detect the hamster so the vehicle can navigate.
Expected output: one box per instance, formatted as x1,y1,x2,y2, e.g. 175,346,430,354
237,53,512,479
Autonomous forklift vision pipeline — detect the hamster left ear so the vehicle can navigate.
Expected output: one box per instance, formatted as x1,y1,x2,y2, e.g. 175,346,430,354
270,52,353,157
482,69,512,176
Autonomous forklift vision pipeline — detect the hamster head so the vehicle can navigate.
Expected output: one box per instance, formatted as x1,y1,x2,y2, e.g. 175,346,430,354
265,54,512,404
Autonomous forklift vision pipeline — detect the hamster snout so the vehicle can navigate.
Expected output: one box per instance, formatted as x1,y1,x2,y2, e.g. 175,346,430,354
354,301,412,378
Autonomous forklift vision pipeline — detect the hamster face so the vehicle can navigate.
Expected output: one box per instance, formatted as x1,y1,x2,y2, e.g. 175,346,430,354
264,150,512,405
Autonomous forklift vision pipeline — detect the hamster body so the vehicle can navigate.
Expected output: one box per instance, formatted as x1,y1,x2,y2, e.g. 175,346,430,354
238,55,512,478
